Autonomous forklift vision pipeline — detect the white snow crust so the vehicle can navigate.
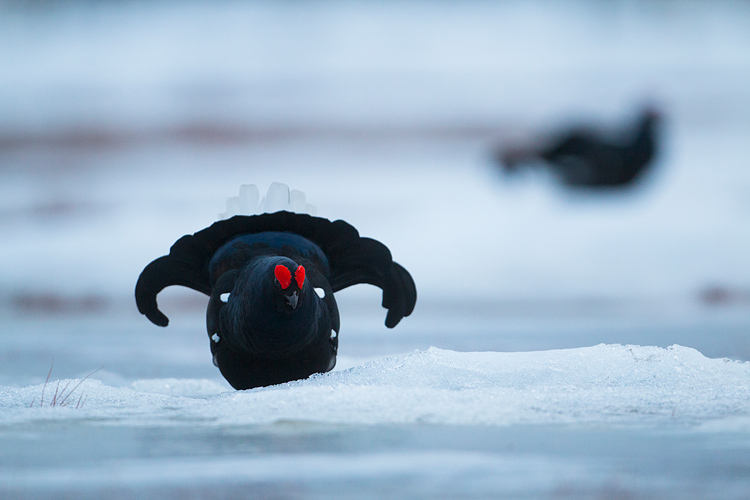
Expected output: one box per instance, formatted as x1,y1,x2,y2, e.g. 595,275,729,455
2,344,748,429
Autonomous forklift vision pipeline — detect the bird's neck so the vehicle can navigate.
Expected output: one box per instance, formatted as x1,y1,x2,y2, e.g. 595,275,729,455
223,287,320,359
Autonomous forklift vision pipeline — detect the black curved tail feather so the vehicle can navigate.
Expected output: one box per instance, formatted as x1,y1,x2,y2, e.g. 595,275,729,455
135,256,212,327
135,211,417,328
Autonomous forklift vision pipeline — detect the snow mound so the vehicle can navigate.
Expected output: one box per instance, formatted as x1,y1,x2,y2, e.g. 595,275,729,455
129,378,229,397
1,345,748,428
218,182,317,219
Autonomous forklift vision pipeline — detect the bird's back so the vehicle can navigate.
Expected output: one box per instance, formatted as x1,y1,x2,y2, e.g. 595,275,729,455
208,231,331,286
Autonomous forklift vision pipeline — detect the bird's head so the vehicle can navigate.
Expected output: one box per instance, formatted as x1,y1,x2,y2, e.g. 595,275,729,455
640,105,663,132
273,261,307,312
208,256,322,359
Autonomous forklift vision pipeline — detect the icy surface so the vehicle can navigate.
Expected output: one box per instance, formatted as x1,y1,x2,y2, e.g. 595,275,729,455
2,340,750,498
2,345,748,428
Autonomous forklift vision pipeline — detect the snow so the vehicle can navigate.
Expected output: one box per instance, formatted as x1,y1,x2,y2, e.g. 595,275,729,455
2,344,748,429
2,343,750,499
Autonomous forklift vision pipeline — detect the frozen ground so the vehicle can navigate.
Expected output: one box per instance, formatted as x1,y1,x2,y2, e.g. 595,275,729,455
2,310,750,499
2,1,750,498
2,305,750,500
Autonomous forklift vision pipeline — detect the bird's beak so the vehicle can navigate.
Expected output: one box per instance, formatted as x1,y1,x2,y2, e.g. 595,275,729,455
286,291,299,309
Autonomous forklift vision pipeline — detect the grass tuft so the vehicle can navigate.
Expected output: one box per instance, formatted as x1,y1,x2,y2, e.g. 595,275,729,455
29,363,100,409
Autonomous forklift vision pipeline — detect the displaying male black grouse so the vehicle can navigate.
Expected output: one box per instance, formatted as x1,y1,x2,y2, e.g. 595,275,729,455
497,107,661,188
135,211,416,390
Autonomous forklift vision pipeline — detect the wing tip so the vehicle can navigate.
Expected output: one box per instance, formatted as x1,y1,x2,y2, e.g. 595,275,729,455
149,311,170,327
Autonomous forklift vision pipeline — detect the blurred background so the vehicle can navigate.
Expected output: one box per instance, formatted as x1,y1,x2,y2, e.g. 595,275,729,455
1,0,749,384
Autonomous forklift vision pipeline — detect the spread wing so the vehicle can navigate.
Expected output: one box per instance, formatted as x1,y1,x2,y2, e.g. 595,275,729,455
135,211,416,328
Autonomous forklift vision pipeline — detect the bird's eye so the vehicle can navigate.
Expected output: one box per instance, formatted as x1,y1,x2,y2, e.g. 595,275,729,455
274,265,292,289
295,265,305,289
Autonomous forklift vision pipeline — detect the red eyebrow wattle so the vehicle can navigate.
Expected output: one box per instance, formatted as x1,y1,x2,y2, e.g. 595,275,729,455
295,265,306,289
274,265,292,289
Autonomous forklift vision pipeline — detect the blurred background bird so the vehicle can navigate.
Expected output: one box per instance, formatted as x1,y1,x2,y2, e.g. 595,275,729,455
496,106,661,189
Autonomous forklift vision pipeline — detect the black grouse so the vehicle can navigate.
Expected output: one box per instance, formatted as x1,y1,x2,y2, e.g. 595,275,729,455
135,211,417,390
498,107,661,188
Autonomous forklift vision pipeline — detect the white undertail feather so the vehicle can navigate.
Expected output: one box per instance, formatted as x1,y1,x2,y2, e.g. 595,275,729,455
218,183,317,220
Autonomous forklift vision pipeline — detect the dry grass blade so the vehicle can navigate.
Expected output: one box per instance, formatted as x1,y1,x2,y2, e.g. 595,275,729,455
30,364,101,409
37,361,54,408
57,367,101,407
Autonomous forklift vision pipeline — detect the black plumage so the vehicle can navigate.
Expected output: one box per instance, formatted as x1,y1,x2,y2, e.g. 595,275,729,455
498,108,661,188
135,211,416,390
